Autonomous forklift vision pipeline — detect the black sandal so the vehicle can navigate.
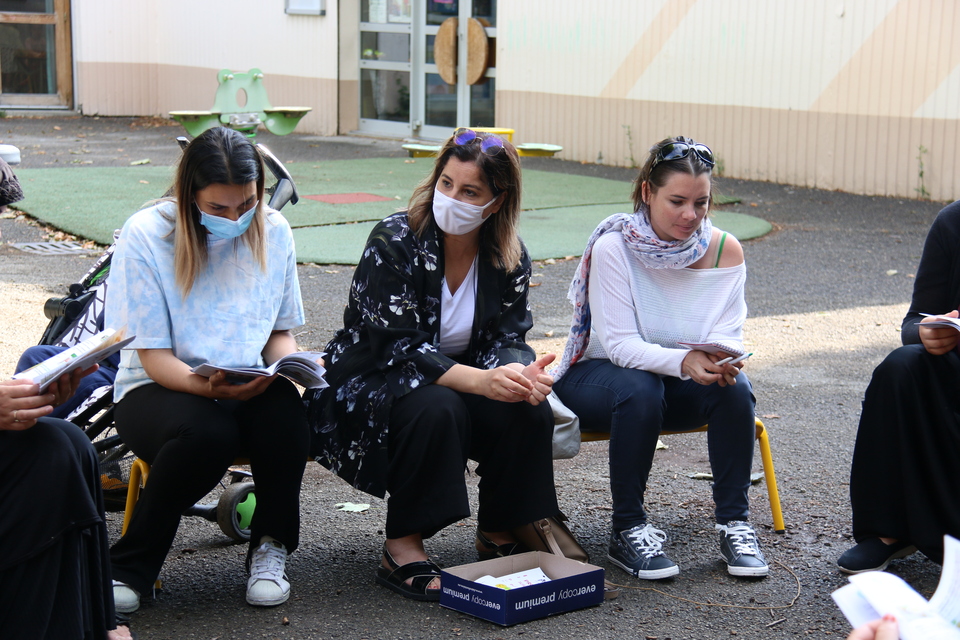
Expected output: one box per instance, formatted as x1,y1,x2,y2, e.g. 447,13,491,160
475,527,528,561
375,544,442,602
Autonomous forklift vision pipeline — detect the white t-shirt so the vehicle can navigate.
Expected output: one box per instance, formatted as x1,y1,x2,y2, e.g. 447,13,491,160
439,256,478,356
582,231,747,379
106,201,304,401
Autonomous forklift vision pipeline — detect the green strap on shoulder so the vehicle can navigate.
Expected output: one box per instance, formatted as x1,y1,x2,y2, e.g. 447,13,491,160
714,232,728,268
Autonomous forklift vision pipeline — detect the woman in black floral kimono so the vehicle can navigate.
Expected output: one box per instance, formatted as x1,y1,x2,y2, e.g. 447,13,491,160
307,129,559,601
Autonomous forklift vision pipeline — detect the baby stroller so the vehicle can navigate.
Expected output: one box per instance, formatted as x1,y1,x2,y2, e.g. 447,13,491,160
35,138,300,541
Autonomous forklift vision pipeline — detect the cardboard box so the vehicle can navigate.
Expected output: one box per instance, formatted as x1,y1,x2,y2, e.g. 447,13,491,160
440,551,605,626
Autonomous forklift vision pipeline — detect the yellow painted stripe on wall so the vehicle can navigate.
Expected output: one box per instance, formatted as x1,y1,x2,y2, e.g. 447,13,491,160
599,0,699,99
810,0,960,116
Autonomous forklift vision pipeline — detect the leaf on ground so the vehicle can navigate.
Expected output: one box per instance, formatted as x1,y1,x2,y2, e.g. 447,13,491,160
130,158,151,165
688,472,713,480
335,502,370,512
656,438,668,450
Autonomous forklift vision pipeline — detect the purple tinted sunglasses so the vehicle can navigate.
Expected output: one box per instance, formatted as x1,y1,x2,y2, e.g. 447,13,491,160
453,128,505,156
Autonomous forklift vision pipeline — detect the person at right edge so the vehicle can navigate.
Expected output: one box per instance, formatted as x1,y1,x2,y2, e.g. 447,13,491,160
553,136,768,581
837,199,960,574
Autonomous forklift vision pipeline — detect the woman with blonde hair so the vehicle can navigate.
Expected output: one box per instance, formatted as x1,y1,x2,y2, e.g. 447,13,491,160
107,126,309,613
308,129,558,601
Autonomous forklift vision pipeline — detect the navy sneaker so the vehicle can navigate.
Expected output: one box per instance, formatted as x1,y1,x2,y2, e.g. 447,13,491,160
608,524,679,580
716,521,769,577
837,538,916,574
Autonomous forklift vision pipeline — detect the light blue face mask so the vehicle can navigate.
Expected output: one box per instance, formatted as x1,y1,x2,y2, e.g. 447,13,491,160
198,203,257,239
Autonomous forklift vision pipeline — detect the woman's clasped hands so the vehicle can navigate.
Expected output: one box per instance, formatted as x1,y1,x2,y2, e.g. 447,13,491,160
478,353,556,405
680,349,744,387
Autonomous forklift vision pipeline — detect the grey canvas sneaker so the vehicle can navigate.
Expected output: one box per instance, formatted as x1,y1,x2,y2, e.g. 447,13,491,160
716,521,769,577
608,523,679,580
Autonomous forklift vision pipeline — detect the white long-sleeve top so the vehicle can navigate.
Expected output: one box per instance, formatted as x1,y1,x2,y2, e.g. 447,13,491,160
581,231,747,379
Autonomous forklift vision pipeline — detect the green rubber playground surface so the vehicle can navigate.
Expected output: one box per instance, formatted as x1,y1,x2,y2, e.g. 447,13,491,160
15,158,771,264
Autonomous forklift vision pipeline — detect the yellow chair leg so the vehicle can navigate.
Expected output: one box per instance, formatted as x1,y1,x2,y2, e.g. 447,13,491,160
754,419,785,533
122,458,150,536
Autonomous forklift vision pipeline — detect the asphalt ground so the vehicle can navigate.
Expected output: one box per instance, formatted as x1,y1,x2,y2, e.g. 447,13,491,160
0,116,951,640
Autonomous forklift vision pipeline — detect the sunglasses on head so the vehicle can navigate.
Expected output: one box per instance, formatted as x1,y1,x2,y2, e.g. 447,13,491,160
453,128,505,156
651,141,715,170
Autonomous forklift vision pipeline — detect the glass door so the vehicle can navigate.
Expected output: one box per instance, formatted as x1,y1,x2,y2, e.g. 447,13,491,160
418,0,496,140
359,0,413,137
0,0,72,107
359,0,496,140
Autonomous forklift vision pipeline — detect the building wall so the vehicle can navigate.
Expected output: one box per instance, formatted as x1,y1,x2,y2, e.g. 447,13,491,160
67,1,960,199
71,1,340,135
496,0,960,200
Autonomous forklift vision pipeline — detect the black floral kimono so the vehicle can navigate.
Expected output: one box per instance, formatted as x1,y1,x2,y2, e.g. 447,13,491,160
307,212,537,498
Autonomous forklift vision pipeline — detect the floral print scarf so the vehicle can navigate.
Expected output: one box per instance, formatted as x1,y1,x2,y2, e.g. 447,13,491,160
552,209,713,380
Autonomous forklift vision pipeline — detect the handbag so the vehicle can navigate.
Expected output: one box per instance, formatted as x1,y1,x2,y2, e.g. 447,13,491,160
548,391,581,459
511,514,588,562
510,515,620,599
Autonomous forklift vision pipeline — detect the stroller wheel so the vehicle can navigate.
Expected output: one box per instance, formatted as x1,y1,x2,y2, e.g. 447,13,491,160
217,481,256,542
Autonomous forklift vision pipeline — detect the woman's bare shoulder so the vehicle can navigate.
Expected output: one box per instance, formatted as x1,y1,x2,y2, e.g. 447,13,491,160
715,229,744,267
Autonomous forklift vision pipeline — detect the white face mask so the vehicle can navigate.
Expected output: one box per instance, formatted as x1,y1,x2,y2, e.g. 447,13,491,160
432,187,498,236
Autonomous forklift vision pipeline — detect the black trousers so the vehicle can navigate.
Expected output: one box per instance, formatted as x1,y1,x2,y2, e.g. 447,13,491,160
850,344,960,563
0,419,115,640
111,378,309,596
385,384,559,540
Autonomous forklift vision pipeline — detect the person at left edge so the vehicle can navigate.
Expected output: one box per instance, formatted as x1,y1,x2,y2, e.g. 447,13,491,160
306,128,559,602
105,127,309,613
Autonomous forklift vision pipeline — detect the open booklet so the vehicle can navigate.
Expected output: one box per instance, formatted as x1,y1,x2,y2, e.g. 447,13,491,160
12,327,134,393
832,535,960,640
677,341,745,357
191,351,328,390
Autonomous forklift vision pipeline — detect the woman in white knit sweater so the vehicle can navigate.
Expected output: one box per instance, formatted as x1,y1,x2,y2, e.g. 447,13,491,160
553,136,767,581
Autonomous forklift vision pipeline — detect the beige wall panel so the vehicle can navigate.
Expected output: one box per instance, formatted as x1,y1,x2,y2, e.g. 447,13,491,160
339,79,359,134
810,0,960,118
497,0,960,200
498,0,901,108
77,62,338,135
917,58,960,119
73,2,338,78
500,90,958,201
73,1,338,132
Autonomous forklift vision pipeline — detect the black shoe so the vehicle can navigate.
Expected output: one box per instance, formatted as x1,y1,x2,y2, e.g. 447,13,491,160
475,528,528,561
608,524,679,580
837,538,917,574
717,521,769,577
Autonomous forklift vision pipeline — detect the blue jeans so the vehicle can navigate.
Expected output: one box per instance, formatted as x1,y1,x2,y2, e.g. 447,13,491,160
553,359,756,531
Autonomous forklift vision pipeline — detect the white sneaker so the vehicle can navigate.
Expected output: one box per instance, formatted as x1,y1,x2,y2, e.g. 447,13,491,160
112,580,140,613
246,540,290,606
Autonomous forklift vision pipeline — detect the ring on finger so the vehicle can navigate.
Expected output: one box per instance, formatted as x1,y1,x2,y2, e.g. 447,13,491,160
13,409,19,422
